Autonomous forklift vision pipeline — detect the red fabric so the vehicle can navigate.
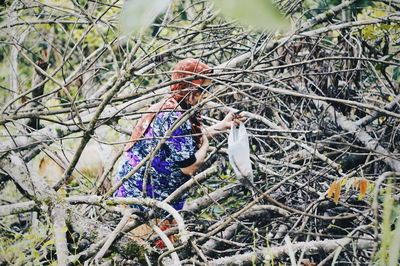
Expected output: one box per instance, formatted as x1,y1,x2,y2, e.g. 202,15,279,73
124,58,211,152
153,220,178,249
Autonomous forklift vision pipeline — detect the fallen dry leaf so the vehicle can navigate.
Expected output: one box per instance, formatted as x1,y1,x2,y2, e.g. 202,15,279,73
327,181,341,204
333,181,341,204
359,179,368,200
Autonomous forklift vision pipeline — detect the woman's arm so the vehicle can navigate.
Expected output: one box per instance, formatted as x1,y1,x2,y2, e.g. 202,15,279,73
203,112,245,138
203,121,229,138
180,113,245,176
180,134,209,176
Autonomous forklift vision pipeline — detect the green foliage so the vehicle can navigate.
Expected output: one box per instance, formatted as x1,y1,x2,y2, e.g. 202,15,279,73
375,186,400,265
393,66,400,81
122,242,147,263
357,3,400,40
210,0,289,31
192,171,249,219
0,216,54,265
303,0,373,19
120,0,170,34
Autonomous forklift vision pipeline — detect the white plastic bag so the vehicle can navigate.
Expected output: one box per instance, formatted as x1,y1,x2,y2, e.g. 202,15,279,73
228,122,253,184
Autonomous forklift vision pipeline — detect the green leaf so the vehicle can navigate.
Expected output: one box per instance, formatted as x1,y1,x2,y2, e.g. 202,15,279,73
120,0,170,34
210,0,289,31
219,174,230,179
393,66,400,81
42,239,55,248
388,215,400,266
32,249,40,259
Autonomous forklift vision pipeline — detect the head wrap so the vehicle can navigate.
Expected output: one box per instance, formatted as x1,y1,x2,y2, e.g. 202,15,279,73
170,58,212,101
124,58,211,152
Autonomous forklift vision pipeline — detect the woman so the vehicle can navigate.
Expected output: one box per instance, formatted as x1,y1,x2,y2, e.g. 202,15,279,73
114,58,243,211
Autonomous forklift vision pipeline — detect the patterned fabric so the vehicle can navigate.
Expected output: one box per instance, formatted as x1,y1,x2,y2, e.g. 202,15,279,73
124,96,182,152
114,111,197,210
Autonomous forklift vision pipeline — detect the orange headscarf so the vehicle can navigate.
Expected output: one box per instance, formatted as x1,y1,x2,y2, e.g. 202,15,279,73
124,58,211,152
170,58,212,101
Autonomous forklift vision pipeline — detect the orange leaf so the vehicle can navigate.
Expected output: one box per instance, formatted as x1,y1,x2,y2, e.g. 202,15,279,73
358,179,368,200
333,182,341,204
352,180,360,188
327,182,336,198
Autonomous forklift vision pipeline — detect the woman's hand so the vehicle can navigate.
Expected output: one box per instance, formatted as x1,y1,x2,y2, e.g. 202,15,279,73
222,112,246,129
203,111,246,139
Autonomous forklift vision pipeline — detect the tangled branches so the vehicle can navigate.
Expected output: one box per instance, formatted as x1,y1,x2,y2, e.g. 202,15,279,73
0,0,399,265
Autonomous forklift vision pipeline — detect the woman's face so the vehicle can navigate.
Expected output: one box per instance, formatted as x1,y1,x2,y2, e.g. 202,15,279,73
186,79,211,105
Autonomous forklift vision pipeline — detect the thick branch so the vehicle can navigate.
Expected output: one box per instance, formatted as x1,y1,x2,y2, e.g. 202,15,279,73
51,205,70,265
209,237,374,265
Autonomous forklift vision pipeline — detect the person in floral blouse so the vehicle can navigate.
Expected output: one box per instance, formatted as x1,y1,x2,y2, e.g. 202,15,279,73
114,58,244,211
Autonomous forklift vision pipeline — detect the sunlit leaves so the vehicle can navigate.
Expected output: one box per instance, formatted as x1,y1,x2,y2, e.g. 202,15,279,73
327,180,337,199
42,239,55,248
356,3,400,40
327,180,342,204
352,179,369,200
120,0,171,34
352,179,368,200
327,179,347,204
327,178,369,203
375,186,400,265
0,222,51,264
360,180,368,199
210,0,289,31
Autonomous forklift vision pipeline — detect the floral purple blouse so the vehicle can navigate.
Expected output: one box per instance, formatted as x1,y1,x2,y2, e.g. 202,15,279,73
114,111,197,210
